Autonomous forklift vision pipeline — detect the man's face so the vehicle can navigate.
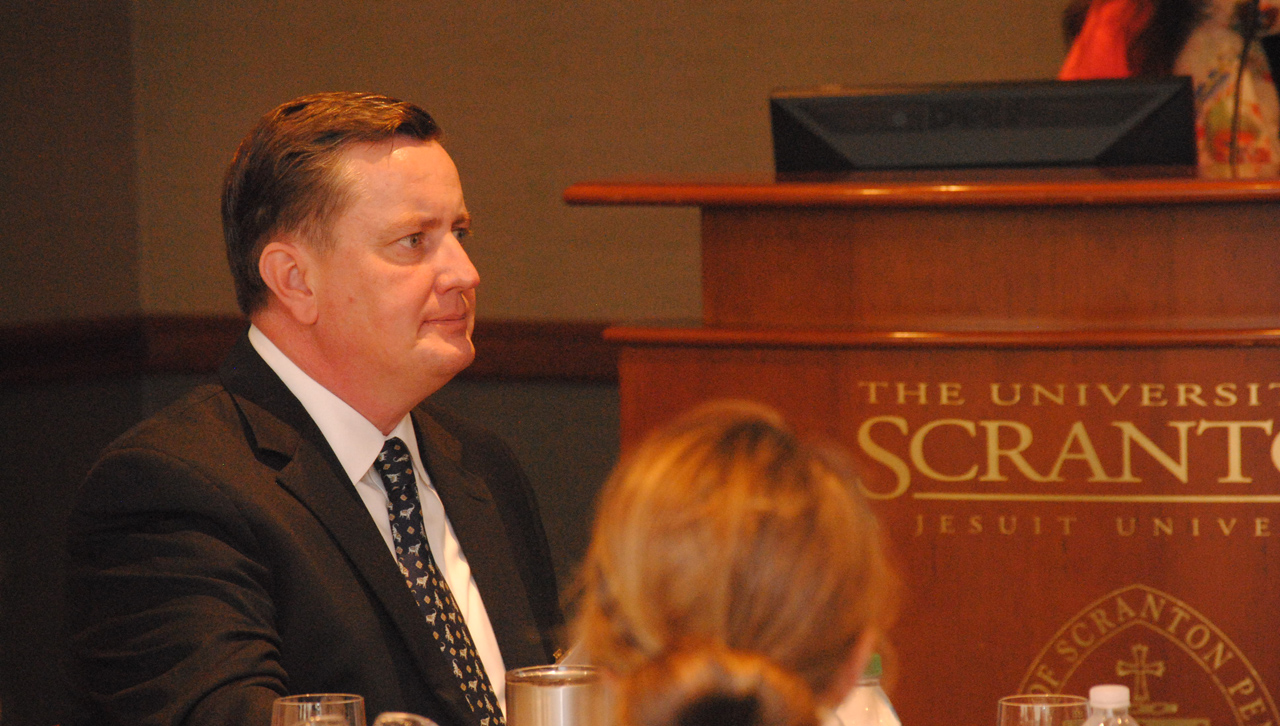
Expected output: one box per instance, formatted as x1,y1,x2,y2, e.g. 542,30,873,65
306,137,478,411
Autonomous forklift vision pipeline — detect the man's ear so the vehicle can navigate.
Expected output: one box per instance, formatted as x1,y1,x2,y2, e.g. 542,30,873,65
258,235,319,325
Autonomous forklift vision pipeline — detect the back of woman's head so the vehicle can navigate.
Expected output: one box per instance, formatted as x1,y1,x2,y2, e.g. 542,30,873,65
574,400,896,726
625,646,817,726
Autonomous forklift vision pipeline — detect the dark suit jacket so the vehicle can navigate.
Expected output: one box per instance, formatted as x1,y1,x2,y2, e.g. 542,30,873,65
66,335,563,726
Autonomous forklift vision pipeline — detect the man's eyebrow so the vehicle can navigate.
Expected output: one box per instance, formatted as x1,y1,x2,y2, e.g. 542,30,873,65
387,211,469,234
391,213,444,230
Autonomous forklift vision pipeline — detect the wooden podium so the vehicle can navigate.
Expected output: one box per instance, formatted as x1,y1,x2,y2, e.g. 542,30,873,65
566,168,1280,726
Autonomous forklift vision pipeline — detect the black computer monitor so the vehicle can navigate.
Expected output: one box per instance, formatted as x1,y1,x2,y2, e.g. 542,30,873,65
770,77,1196,172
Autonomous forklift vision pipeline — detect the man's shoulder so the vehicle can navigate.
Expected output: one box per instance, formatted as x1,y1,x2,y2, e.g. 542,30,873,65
104,382,242,456
89,379,285,492
76,381,275,517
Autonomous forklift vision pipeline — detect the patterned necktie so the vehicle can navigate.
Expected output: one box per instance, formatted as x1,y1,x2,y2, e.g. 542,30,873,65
377,437,504,726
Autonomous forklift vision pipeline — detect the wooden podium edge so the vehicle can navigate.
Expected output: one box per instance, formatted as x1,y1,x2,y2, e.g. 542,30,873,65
565,173,1280,209
604,325,1280,350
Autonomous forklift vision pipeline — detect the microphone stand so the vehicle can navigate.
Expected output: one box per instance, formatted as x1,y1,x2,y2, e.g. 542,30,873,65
1229,0,1264,170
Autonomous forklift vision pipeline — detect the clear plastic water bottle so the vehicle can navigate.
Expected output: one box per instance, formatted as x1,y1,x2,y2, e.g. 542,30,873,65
831,654,901,726
1081,685,1139,726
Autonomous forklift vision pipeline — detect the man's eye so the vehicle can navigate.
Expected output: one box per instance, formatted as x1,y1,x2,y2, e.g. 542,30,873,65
453,227,470,241
397,233,423,249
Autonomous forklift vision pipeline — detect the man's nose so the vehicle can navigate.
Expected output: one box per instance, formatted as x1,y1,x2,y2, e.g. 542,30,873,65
435,232,480,291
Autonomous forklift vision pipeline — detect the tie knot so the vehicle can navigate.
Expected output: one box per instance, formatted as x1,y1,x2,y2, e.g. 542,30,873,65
380,437,407,457
378,437,416,495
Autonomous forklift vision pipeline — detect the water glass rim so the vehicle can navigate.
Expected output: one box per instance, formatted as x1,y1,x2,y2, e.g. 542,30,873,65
274,693,365,704
999,694,1089,707
506,664,601,684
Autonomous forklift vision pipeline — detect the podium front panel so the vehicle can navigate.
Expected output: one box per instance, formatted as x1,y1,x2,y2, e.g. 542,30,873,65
701,203,1280,331
615,336,1280,726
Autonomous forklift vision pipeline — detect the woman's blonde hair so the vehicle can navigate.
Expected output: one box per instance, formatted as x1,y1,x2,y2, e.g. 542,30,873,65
574,400,897,726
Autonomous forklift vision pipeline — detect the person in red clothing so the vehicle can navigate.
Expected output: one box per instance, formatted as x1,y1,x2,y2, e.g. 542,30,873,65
1060,0,1199,78
1060,0,1280,167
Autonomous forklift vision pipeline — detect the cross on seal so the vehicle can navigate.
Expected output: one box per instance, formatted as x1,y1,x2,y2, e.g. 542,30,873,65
1116,643,1165,704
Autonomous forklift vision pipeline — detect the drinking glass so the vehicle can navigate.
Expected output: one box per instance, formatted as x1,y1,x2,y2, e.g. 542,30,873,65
997,694,1088,726
272,693,367,726
506,664,608,726
372,714,438,726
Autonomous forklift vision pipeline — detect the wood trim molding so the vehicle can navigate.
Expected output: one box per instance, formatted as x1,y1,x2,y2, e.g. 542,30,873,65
1,315,618,385
465,319,617,382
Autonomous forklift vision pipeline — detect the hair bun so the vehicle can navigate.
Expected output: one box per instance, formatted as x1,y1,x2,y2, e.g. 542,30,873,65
620,645,818,726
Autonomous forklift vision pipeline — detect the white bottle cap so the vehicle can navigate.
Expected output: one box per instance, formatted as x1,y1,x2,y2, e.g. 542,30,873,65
1089,685,1130,709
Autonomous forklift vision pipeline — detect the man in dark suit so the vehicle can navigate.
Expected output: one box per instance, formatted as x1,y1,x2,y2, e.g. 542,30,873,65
66,92,563,726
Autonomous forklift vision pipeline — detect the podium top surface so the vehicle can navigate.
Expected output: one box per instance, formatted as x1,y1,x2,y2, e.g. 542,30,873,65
563,166,1280,208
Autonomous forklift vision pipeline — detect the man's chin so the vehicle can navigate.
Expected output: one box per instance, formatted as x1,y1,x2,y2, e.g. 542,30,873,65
416,338,476,377
451,344,477,374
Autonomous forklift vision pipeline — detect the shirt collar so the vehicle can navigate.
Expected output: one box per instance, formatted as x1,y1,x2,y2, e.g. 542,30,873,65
248,325,418,484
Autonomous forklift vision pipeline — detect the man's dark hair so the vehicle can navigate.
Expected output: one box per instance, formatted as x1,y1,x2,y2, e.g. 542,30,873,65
221,91,441,315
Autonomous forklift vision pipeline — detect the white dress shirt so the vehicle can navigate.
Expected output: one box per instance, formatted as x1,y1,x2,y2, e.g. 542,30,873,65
248,325,507,710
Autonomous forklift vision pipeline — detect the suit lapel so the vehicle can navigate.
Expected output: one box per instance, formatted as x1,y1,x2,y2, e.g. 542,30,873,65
272,440,479,726
413,409,546,671
219,335,479,726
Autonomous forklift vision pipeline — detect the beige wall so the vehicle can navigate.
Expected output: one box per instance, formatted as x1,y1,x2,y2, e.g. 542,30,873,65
1,1,138,325
4,0,1070,325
